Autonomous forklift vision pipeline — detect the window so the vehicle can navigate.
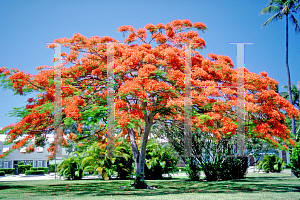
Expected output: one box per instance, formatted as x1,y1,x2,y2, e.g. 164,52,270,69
3,146,9,153
38,161,43,168
3,162,8,169
37,147,43,153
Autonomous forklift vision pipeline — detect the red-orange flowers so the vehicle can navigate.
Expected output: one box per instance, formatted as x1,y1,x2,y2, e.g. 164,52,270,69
0,19,298,162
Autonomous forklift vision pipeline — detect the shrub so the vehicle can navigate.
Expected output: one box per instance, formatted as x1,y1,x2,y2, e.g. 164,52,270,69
285,163,292,168
30,167,49,174
57,154,83,180
145,139,179,180
290,142,300,178
185,157,202,180
202,161,220,181
18,165,32,174
81,139,134,180
201,156,248,181
256,154,285,173
1,168,15,175
222,156,248,180
25,170,45,175
81,143,115,181
0,171,5,176
114,140,134,180
49,164,57,173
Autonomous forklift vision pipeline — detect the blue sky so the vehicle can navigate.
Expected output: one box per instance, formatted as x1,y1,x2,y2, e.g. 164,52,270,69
0,0,300,129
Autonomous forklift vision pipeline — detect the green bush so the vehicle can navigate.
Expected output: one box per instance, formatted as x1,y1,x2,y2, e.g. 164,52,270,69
201,156,248,181
25,170,45,175
222,156,248,180
290,142,300,178
49,164,57,173
57,154,83,180
202,161,220,181
1,168,15,175
30,167,49,174
145,140,179,180
256,154,285,173
114,140,134,180
185,157,202,180
18,165,32,174
0,171,5,176
285,163,292,168
81,139,134,180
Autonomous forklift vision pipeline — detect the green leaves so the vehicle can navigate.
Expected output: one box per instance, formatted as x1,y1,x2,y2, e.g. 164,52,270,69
196,114,213,125
6,106,31,120
256,154,285,173
144,139,179,179
63,117,76,126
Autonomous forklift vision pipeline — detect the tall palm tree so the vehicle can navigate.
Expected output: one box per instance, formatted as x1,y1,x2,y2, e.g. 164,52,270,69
260,0,300,138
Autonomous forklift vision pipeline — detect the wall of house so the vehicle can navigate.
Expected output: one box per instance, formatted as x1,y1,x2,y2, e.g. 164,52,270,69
0,141,69,169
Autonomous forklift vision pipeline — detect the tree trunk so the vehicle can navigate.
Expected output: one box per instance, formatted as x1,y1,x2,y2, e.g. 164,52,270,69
127,127,139,174
285,15,295,138
127,114,154,189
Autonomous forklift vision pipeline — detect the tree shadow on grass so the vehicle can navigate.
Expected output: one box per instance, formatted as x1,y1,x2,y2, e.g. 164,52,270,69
0,173,299,198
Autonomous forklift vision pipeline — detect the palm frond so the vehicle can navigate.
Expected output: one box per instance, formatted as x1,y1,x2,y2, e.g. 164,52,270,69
261,12,284,28
259,5,282,15
290,14,300,32
293,4,300,12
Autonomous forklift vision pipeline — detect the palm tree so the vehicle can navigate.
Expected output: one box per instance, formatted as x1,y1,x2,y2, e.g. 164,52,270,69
57,152,84,180
260,0,300,138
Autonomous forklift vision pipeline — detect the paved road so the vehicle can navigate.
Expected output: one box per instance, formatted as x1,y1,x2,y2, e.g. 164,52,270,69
0,167,293,182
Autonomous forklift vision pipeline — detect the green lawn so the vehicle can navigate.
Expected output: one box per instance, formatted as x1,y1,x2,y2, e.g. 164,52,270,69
0,172,299,200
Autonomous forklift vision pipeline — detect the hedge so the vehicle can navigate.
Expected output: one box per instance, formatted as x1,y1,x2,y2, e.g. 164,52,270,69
18,165,32,174
0,171,5,176
30,167,49,174
25,170,45,175
0,168,15,175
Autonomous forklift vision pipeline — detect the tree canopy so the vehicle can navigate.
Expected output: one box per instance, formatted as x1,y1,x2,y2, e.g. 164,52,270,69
0,19,299,187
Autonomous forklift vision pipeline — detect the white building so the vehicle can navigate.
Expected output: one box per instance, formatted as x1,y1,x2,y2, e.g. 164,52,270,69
0,134,69,171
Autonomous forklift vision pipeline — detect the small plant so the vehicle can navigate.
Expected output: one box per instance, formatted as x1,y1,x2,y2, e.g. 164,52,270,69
290,142,300,178
0,171,5,176
256,154,285,173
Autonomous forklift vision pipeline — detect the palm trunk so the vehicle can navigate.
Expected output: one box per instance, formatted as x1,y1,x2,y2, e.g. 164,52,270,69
285,15,295,137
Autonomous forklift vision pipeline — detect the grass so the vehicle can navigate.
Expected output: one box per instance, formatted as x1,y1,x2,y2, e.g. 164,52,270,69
0,171,299,200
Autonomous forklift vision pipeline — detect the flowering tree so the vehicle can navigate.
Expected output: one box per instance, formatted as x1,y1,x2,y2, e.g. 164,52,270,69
0,19,299,188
